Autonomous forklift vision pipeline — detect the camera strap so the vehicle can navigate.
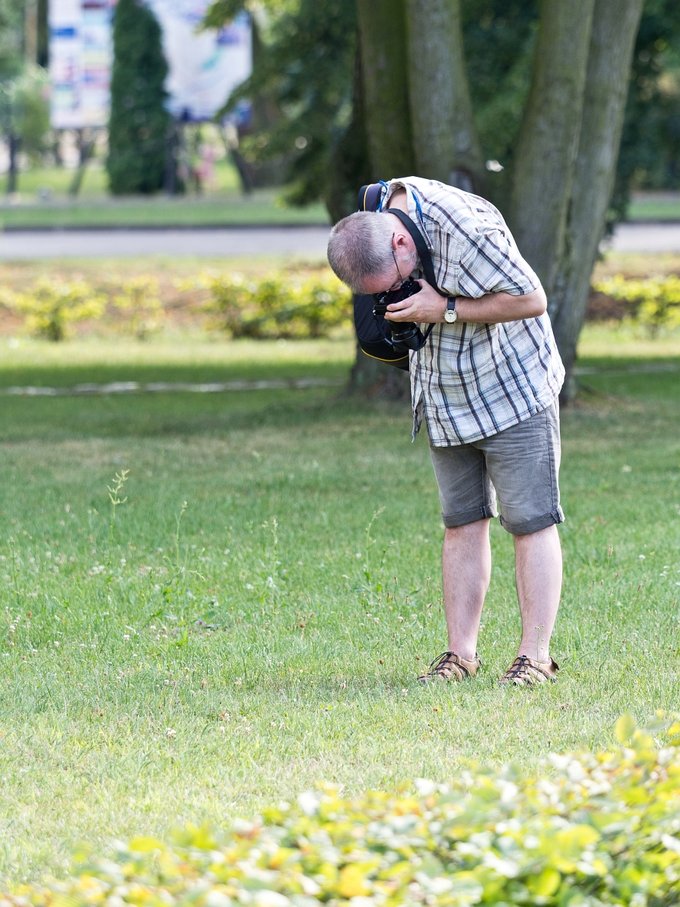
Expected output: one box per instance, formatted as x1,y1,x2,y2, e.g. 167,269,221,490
386,207,438,345
385,208,439,290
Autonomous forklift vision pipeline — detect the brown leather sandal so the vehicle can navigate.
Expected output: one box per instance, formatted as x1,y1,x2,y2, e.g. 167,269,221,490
417,651,481,684
500,655,559,686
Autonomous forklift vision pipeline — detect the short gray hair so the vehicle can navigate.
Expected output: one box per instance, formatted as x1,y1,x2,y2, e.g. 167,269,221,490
327,211,394,292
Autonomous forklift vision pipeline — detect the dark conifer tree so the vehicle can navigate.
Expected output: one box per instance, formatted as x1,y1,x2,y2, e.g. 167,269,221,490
107,0,173,194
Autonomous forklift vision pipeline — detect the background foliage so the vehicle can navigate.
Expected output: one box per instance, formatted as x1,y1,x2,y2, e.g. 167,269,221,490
204,0,680,220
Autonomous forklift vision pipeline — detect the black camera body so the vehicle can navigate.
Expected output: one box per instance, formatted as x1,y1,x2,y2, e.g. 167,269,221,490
372,277,427,352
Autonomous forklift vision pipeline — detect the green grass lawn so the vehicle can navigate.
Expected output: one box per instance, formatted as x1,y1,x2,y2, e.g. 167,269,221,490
0,327,678,887
4,158,678,229
627,190,680,222
0,159,329,229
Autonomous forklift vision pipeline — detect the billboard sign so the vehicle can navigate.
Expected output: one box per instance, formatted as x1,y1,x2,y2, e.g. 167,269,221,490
49,0,251,130
146,1,251,122
49,0,115,129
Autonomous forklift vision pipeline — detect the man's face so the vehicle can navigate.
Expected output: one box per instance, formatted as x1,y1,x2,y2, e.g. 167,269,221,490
359,262,402,297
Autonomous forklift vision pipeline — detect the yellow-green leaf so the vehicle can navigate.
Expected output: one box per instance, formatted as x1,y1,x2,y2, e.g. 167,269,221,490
528,867,561,897
128,836,165,853
337,864,371,898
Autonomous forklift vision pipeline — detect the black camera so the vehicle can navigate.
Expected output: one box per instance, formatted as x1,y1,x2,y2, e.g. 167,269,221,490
372,278,429,352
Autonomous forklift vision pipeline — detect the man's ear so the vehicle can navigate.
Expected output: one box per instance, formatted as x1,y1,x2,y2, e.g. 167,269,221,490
394,231,411,252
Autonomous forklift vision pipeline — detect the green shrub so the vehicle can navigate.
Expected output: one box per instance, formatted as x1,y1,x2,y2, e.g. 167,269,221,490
12,279,106,341
4,716,679,905
204,270,352,339
112,276,164,340
593,275,680,336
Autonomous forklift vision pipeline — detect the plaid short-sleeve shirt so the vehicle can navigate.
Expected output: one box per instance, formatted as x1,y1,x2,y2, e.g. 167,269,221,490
380,177,565,446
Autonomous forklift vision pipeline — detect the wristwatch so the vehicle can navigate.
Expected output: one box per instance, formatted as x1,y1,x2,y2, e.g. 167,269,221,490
444,297,458,324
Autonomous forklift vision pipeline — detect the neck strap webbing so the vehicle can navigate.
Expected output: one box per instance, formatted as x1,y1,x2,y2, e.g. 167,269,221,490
386,207,439,291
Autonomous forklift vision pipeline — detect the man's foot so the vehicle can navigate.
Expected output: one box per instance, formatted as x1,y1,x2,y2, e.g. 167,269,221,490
499,655,559,686
417,651,481,684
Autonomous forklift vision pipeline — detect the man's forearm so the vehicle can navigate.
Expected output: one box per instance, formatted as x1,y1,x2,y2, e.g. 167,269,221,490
454,287,547,324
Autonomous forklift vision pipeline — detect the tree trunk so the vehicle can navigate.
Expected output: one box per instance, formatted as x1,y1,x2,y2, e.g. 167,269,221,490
68,127,95,198
405,0,484,191
347,344,411,401
356,0,415,177
509,0,595,294
324,29,371,224
6,133,20,196
324,29,406,400
347,0,414,402
550,0,644,401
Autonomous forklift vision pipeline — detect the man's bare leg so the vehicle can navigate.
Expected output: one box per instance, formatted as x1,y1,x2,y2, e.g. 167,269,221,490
442,519,491,662
513,524,562,663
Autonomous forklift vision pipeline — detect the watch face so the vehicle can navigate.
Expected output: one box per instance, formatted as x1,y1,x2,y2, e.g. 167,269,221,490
445,309,456,323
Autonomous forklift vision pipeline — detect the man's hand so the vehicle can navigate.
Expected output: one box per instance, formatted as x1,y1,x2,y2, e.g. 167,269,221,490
384,280,447,323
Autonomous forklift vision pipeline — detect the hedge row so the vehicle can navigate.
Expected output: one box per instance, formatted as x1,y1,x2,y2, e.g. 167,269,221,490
0,271,352,342
3,715,678,906
0,276,165,342
591,275,680,335
2,272,679,342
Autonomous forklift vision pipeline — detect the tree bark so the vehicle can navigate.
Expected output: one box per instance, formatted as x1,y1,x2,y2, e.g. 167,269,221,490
356,0,415,177
347,344,411,401
68,127,95,198
324,29,371,224
6,132,20,196
405,0,484,191
509,0,595,294
550,0,644,400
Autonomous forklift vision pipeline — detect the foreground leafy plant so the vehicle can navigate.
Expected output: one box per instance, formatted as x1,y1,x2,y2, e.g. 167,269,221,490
5,716,678,906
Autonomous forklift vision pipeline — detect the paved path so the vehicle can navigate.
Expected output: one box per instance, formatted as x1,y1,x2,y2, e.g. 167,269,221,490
601,222,680,253
2,222,680,260
0,225,332,260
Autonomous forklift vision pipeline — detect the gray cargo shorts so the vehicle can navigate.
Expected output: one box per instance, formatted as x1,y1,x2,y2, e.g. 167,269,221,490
429,403,565,536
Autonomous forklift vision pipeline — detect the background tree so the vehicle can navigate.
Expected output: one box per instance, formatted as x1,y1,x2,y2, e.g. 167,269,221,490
0,0,24,76
547,0,646,395
206,0,356,204
612,0,680,215
12,64,50,161
107,0,173,195
0,0,26,194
